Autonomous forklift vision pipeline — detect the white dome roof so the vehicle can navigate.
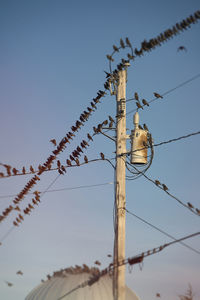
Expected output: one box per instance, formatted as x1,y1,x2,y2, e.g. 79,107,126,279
25,266,140,300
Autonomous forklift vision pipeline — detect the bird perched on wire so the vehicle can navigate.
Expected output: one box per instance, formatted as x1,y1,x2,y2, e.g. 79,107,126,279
100,153,105,160
162,183,168,191
154,92,163,99
84,156,88,163
155,180,161,186
134,92,139,101
142,99,149,106
87,133,93,141
136,101,143,110
177,45,187,52
143,124,149,131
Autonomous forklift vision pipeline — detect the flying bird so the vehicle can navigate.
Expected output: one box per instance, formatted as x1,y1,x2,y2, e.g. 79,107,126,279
16,270,23,275
156,293,161,297
154,92,163,99
5,281,13,287
177,45,187,52
50,139,57,146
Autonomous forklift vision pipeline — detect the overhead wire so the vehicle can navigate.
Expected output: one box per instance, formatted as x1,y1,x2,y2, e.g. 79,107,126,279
125,208,200,255
57,232,200,299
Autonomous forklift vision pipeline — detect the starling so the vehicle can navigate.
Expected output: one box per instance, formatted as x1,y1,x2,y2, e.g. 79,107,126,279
108,116,114,123
134,92,139,100
87,133,93,141
22,167,26,174
75,158,80,166
142,99,149,106
154,92,163,99
106,55,114,62
100,153,105,160
177,46,187,52
156,293,161,298
187,202,194,209
12,168,18,175
155,180,161,186
107,254,112,258
136,102,143,110
57,160,61,168
94,260,101,266
162,184,168,191
138,125,143,130
30,166,35,173
113,45,119,52
84,156,88,163
125,37,132,47
143,124,149,131
16,270,23,275
50,139,57,146
61,165,66,173
5,281,13,287
120,38,125,48
66,159,72,166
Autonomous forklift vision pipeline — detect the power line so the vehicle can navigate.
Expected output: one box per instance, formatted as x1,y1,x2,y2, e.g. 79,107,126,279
126,73,200,115
57,232,200,299
0,182,114,200
125,208,200,255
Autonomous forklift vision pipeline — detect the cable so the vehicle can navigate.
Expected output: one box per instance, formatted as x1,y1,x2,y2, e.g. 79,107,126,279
0,182,114,200
126,73,200,116
125,208,200,255
57,232,200,299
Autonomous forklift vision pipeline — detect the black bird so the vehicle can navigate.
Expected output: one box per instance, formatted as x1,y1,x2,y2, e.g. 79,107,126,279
177,45,187,52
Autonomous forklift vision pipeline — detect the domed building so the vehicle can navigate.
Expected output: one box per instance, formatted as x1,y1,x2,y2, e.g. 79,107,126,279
25,265,140,300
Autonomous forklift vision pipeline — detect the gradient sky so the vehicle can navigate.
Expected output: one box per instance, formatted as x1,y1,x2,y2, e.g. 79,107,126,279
0,1,200,299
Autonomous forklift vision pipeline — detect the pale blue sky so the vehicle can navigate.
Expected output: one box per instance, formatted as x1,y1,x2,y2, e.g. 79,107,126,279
0,0,200,299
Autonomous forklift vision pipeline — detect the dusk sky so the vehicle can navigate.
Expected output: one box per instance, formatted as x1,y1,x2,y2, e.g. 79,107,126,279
0,1,200,299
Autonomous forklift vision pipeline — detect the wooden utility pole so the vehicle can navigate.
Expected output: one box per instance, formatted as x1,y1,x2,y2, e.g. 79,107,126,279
113,65,129,300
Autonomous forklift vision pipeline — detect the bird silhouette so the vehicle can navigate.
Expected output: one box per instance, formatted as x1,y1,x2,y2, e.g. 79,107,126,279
16,270,23,275
50,139,57,146
136,102,143,110
187,202,194,209
30,166,35,173
84,156,88,163
154,92,163,99
143,124,149,131
5,281,13,287
100,153,105,160
113,45,119,52
66,159,72,166
177,45,187,52
142,99,149,106
134,92,139,101
155,180,161,186
162,184,168,191
125,37,131,47
87,133,93,141
120,38,125,48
